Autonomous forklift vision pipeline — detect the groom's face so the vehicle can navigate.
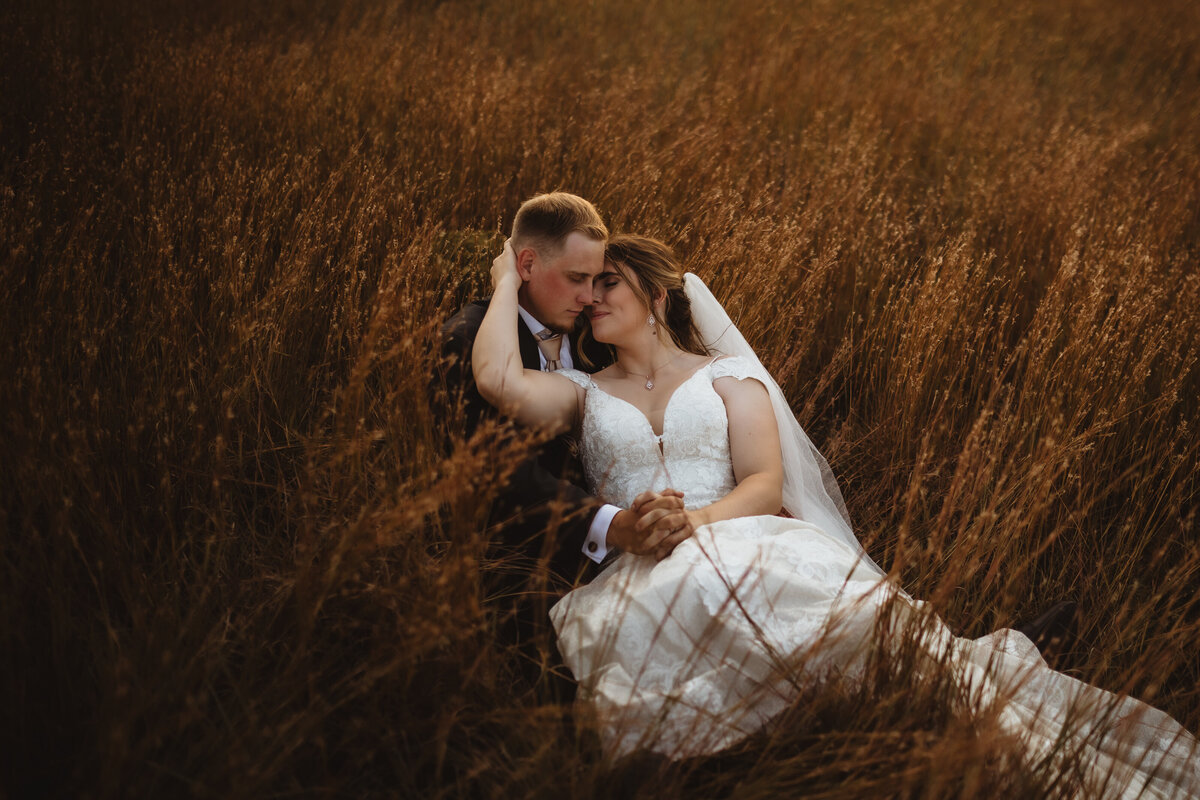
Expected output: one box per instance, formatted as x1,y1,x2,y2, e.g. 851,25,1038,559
518,231,606,332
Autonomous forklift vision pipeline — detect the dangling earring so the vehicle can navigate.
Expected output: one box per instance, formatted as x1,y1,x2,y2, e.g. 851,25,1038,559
647,314,657,334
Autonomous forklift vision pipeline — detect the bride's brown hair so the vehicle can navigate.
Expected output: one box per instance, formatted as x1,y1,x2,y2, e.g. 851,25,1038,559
578,234,708,367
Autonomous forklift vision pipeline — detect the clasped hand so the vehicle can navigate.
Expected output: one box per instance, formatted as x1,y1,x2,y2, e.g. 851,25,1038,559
609,489,698,562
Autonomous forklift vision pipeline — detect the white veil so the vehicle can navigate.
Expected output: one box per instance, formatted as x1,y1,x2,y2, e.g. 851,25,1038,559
683,273,884,576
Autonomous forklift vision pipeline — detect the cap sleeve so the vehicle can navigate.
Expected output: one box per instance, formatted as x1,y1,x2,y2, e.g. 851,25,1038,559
556,368,595,389
708,356,763,383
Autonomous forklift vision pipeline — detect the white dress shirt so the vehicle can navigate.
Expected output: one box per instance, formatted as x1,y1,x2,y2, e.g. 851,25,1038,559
517,305,615,564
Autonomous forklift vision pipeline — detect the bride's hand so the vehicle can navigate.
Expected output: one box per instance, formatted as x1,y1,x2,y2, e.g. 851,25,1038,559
608,490,686,556
646,509,700,562
491,239,521,290
632,490,699,561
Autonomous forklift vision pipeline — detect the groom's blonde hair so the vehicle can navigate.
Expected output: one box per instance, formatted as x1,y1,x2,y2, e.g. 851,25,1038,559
512,192,608,253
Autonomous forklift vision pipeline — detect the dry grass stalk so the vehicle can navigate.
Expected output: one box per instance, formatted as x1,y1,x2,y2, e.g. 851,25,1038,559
2,0,1198,796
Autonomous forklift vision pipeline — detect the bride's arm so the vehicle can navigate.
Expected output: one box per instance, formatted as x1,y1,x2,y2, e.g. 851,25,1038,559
703,376,785,521
472,241,581,434
643,375,783,559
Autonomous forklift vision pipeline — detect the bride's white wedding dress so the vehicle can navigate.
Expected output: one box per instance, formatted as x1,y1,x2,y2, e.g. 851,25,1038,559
551,357,1200,798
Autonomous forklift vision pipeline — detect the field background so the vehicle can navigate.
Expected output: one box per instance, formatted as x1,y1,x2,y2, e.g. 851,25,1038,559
2,0,1199,796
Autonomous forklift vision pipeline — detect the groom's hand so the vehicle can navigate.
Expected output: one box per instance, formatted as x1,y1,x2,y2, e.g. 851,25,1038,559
606,490,686,555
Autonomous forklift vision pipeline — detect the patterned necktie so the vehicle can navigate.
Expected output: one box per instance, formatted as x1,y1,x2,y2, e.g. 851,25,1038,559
535,330,564,372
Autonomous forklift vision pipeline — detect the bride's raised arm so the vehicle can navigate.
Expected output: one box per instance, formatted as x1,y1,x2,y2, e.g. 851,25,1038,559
471,240,582,434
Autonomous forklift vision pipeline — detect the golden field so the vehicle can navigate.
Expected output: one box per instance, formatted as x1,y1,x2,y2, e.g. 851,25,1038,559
2,0,1198,796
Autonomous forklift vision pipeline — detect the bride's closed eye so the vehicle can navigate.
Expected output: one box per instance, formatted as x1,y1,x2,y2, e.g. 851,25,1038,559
592,274,623,301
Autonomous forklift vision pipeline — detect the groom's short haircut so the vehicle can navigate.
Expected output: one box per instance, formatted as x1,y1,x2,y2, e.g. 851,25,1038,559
512,192,608,253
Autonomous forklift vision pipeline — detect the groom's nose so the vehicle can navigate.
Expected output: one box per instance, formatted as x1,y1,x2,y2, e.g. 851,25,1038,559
577,281,595,306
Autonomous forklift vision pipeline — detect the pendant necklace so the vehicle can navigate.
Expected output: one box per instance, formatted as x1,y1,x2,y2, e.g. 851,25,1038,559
621,352,685,391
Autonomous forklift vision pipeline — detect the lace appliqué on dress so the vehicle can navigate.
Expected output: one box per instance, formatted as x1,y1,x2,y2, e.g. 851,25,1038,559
558,358,763,512
549,364,1200,795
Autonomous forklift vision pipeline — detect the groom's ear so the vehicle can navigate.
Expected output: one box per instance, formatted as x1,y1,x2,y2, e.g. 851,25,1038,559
514,246,536,281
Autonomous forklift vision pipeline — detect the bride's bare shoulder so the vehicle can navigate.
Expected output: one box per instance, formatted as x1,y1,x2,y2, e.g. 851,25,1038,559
590,364,620,383
674,352,716,372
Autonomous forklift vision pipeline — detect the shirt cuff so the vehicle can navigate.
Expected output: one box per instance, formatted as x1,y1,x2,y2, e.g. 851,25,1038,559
583,504,620,564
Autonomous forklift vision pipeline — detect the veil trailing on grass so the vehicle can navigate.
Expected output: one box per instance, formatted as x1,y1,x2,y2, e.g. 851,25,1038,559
683,272,884,576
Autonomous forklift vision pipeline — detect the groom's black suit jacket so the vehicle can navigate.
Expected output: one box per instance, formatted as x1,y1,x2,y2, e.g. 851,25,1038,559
435,299,612,588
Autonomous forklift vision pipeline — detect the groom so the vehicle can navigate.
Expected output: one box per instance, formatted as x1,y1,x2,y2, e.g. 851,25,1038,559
436,192,686,595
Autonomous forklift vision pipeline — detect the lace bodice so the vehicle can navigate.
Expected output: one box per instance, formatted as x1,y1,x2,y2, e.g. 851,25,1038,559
559,357,763,510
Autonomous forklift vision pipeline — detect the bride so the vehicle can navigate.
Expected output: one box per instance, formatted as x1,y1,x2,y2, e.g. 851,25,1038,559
471,235,1200,796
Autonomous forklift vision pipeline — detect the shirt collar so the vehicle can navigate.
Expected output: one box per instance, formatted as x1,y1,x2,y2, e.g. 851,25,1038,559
516,304,548,338
516,304,573,370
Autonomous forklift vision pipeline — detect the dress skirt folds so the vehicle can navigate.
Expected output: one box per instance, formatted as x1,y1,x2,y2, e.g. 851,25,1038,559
552,361,1200,798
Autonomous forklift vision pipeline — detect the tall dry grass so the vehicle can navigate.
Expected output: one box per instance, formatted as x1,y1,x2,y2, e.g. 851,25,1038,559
2,0,1198,796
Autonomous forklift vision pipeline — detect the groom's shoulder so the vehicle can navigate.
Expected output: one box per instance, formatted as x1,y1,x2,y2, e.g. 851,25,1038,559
441,298,491,342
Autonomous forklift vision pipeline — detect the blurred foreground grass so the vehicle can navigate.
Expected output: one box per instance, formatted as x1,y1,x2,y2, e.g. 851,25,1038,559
2,0,1198,796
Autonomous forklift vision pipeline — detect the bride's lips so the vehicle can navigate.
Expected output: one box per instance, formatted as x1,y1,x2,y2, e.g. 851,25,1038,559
589,310,610,321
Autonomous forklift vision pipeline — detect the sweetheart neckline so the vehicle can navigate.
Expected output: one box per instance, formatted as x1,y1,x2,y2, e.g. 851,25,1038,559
584,359,717,440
